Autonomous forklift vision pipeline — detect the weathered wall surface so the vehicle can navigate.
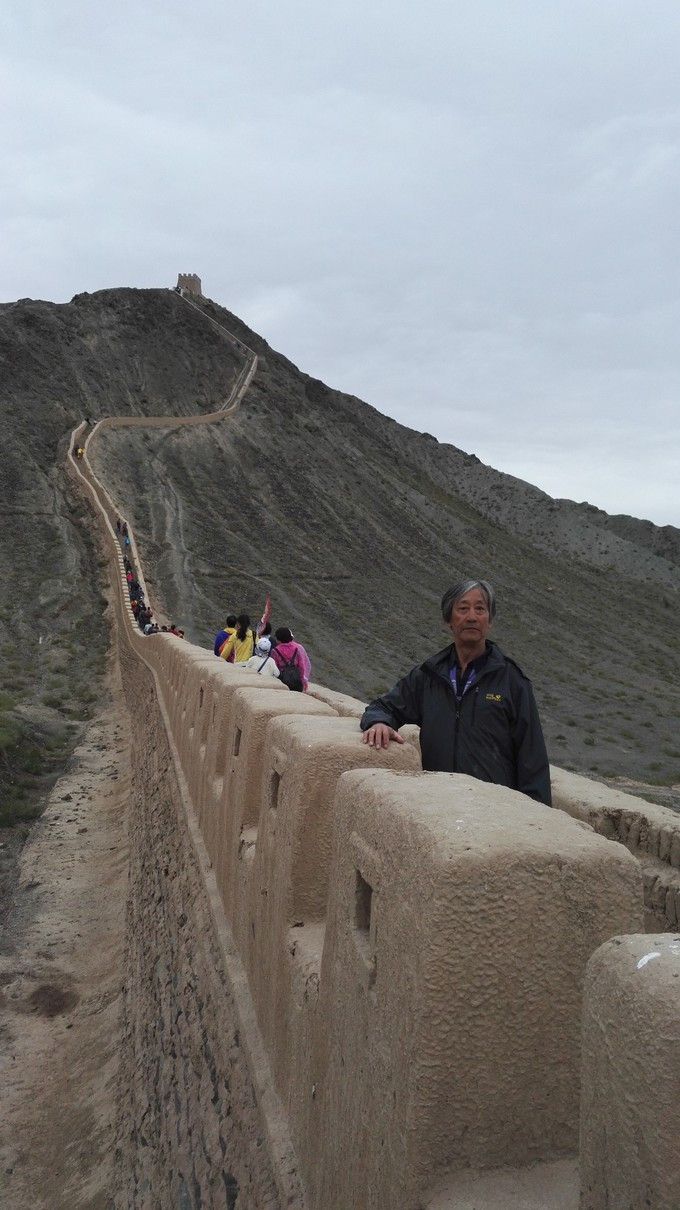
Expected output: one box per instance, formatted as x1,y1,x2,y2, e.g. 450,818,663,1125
113,627,283,1210
580,933,680,1210
121,617,644,1209
305,772,641,1210
70,424,679,1210
553,766,680,931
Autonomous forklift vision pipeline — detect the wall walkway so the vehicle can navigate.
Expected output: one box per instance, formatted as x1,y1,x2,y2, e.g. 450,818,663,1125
66,294,680,1210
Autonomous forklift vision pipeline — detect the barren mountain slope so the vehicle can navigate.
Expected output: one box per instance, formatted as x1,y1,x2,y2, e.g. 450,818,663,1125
2,287,680,803
0,288,243,834
86,291,680,796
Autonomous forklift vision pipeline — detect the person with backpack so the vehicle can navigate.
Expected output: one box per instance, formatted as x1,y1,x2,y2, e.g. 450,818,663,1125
219,613,256,664
235,637,280,678
271,627,311,692
214,614,237,657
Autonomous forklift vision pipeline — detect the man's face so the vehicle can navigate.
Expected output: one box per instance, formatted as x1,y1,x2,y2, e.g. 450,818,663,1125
447,587,491,649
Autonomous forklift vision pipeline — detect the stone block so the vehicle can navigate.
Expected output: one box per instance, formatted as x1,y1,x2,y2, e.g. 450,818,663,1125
186,664,285,849
217,689,336,926
580,933,680,1210
304,770,643,1210
306,684,365,718
241,715,420,1095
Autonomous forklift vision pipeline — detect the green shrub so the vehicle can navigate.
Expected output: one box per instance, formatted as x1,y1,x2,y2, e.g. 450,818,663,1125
72,684,97,704
0,716,21,751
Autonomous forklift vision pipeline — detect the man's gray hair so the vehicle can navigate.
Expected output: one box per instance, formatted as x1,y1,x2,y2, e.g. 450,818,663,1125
441,579,496,623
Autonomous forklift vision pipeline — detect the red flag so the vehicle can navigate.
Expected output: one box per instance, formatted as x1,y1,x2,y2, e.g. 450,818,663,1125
256,593,271,638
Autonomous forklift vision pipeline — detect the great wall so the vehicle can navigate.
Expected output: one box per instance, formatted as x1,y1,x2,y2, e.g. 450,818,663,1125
64,284,680,1209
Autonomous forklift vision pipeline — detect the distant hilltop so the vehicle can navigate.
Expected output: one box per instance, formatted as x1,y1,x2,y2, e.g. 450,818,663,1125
1,284,679,800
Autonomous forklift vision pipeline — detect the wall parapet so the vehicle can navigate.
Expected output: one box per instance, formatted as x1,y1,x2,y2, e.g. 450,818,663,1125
580,933,680,1210
62,295,680,1209
129,630,645,1208
552,766,680,931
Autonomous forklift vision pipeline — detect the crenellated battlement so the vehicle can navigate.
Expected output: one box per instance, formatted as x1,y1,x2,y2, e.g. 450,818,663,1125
66,311,680,1208
125,631,648,1209
176,272,202,295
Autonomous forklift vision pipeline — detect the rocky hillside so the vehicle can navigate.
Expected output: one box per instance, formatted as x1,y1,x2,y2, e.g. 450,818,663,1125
0,289,241,838
2,287,680,823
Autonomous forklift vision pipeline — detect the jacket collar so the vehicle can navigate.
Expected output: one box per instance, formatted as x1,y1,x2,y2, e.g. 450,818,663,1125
422,640,505,682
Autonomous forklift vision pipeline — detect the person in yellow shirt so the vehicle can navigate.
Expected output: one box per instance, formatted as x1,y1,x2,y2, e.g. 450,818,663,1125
220,613,256,663
214,614,237,658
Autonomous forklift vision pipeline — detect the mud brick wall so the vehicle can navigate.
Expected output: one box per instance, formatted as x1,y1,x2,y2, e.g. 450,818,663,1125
113,636,281,1210
301,770,642,1210
580,933,680,1210
130,624,643,1209
68,341,680,1210
553,766,680,931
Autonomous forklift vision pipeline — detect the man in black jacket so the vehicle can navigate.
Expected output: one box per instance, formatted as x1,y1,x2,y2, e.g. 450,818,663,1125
360,578,551,805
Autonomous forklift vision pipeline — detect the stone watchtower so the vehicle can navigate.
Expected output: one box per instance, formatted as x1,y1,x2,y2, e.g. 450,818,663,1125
176,273,202,296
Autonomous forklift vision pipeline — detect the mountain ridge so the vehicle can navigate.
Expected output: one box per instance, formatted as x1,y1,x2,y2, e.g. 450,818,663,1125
1,285,679,823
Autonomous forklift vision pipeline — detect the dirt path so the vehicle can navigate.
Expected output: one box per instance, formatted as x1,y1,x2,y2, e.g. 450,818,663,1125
0,296,276,1209
0,665,130,1210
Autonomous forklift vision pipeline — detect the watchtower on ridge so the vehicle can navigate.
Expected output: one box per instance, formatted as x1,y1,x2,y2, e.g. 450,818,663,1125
176,272,202,296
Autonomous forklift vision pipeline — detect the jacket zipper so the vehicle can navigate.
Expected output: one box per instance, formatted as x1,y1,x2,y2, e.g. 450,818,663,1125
431,663,488,774
433,670,461,773
452,701,460,772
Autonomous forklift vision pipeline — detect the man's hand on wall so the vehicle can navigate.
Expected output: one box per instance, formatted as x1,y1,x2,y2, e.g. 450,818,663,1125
362,724,404,749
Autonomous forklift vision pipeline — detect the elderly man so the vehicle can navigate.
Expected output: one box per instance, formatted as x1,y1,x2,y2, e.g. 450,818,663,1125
360,578,551,805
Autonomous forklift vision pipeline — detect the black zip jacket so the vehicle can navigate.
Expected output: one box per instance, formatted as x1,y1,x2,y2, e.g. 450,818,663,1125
360,641,551,806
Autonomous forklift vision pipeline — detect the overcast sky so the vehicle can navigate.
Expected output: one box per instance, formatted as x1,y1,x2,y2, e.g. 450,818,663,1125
3,1,680,526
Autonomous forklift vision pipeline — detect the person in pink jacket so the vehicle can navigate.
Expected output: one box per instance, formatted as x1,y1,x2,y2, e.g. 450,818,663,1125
271,627,311,691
